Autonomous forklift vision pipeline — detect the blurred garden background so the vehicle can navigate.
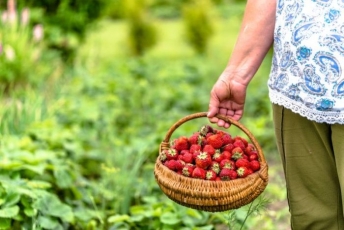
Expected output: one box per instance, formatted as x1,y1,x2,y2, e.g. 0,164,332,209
0,0,290,229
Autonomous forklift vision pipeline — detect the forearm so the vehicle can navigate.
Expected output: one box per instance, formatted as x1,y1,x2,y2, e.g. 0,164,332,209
222,0,276,85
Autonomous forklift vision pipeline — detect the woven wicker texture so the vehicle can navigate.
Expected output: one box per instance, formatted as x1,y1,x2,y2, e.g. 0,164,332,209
154,112,268,212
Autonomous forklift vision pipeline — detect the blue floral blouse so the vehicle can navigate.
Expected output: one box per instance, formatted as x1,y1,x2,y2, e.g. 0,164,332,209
268,0,344,124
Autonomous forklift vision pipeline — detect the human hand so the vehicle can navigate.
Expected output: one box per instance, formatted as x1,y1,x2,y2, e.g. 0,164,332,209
207,77,247,128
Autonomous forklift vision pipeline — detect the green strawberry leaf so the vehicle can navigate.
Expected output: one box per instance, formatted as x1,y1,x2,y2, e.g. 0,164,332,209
0,205,19,218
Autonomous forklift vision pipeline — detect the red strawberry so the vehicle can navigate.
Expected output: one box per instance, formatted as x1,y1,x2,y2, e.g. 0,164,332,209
228,169,238,180
209,161,221,174
165,148,178,160
245,143,256,154
180,149,190,155
181,152,194,164
203,144,216,156
212,150,224,163
195,152,212,169
206,170,217,180
219,168,234,181
249,160,261,172
249,153,258,161
206,133,224,149
192,167,206,179
215,177,221,181
237,166,251,178
164,160,177,171
189,132,200,145
235,158,250,169
222,143,234,153
221,150,232,160
233,139,246,151
192,149,202,160
182,164,195,177
220,159,235,170
172,136,190,151
231,147,244,160
222,133,232,145
189,144,202,155
234,136,248,147
175,160,186,171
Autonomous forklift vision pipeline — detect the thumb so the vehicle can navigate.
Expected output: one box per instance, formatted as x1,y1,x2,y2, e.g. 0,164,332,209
207,103,219,118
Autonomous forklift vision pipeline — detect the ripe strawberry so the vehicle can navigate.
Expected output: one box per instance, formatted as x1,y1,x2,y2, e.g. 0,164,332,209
206,134,224,149
180,149,190,155
206,170,217,181
192,167,206,179
189,132,200,145
209,161,221,174
233,139,246,151
221,150,232,160
219,168,232,181
237,166,251,178
228,169,238,180
182,164,195,177
245,143,256,154
181,152,194,164
220,159,235,170
189,144,202,155
195,152,212,169
203,144,216,156
175,160,186,171
222,143,234,153
215,177,221,181
231,147,244,160
222,133,232,145
164,160,177,171
235,158,250,169
192,149,202,160
172,136,190,151
249,153,258,161
234,136,248,147
212,150,224,163
165,148,178,160
249,160,261,172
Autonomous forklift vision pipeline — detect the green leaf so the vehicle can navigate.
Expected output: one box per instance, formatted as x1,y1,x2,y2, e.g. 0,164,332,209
37,215,59,229
107,214,130,223
2,192,20,208
33,194,74,223
0,206,19,218
53,167,73,188
160,212,181,225
0,218,11,229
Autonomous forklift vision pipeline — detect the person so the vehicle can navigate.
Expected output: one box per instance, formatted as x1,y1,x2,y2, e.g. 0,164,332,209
207,0,344,229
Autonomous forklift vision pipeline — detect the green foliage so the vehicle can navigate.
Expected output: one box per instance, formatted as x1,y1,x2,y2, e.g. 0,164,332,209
182,0,215,55
125,0,157,56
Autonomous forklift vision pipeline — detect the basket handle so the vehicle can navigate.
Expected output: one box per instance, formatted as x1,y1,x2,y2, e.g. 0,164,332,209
160,112,265,162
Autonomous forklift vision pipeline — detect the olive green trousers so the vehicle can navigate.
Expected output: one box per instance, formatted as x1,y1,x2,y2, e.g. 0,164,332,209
272,104,344,230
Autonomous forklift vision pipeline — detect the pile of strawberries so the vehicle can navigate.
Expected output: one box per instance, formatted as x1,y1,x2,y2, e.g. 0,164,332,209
159,125,260,181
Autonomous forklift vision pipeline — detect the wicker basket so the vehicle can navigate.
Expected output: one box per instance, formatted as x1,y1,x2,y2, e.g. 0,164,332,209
154,112,268,212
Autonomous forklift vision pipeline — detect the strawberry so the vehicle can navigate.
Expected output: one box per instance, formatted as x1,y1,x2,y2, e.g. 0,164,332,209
175,160,186,171
233,139,246,151
234,136,248,147
203,144,216,156
192,149,202,160
219,168,232,181
222,143,234,153
206,133,224,149
209,161,221,174
159,149,168,162
221,150,232,160
180,149,190,155
245,143,256,154
235,158,250,169
182,164,195,177
172,136,190,151
228,169,238,180
215,177,222,181
221,133,232,145
206,170,217,181
165,148,178,160
164,160,177,171
192,167,206,179
249,160,261,172
249,153,258,161
237,166,251,178
212,150,224,163
231,147,244,160
220,159,235,170
181,152,194,164
195,152,212,169
189,144,202,155
199,125,214,137
189,132,200,145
